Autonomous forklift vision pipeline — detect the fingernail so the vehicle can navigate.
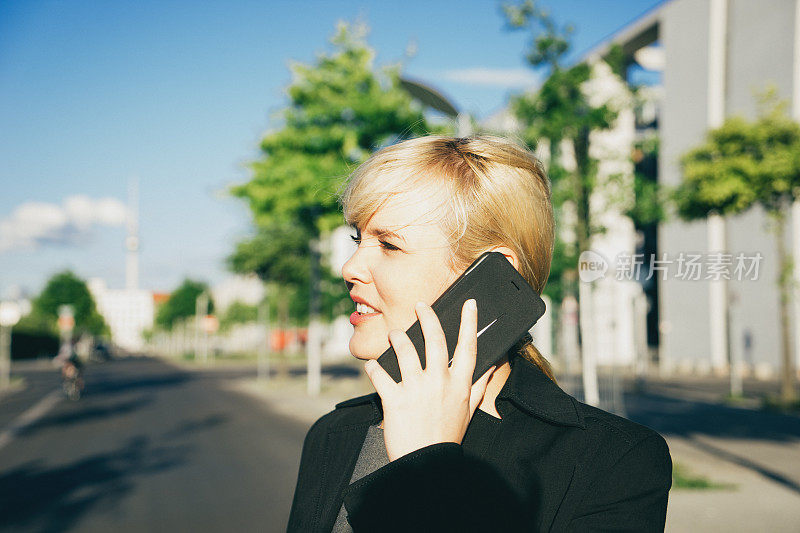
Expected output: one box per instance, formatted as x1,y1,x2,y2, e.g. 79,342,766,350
466,299,477,310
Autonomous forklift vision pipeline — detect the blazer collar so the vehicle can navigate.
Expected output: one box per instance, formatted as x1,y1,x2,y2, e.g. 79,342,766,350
334,357,585,429
496,356,585,429
334,392,383,421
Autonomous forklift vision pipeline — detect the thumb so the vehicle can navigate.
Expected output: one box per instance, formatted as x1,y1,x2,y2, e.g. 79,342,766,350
468,366,496,416
364,359,397,400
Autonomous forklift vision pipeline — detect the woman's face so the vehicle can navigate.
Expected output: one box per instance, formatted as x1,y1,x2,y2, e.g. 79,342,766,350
342,193,462,360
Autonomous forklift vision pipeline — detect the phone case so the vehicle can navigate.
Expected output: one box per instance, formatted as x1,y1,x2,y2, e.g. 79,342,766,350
376,251,546,383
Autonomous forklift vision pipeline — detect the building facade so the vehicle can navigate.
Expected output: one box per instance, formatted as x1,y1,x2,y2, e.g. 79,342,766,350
584,0,800,376
89,278,154,352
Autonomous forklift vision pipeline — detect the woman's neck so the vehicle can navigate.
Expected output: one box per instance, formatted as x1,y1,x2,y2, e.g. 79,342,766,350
477,357,511,419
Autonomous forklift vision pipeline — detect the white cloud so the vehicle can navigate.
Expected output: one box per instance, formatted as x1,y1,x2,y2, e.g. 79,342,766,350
441,67,540,88
0,195,127,253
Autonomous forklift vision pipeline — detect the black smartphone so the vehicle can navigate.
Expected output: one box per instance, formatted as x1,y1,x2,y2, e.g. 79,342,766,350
376,251,547,384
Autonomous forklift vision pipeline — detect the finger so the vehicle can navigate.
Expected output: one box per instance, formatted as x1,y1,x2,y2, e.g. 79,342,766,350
468,365,495,415
415,302,448,374
389,329,422,380
451,299,478,381
364,359,398,399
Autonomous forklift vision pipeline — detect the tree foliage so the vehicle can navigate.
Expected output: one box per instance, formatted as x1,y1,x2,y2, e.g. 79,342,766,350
677,89,800,403
155,279,213,330
503,0,619,304
676,95,800,219
229,21,430,321
219,301,259,332
230,21,428,235
228,223,310,287
25,270,108,336
621,136,665,227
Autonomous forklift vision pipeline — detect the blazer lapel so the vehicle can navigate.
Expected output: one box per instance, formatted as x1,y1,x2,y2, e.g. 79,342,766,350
315,397,381,532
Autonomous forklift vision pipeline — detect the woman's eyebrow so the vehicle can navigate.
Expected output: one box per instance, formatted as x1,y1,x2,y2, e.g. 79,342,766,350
369,226,406,242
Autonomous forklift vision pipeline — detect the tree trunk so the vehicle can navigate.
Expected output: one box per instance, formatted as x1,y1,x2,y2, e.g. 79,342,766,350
573,128,592,254
573,128,600,406
307,238,322,396
773,208,797,404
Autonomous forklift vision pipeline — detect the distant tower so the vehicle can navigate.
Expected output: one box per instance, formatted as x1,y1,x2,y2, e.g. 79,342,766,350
125,177,139,291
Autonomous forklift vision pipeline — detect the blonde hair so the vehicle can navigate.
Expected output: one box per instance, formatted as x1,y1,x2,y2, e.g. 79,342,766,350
340,135,556,382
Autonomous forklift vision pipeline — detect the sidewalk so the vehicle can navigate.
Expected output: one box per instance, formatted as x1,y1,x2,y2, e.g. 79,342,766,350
664,435,800,532
221,360,373,425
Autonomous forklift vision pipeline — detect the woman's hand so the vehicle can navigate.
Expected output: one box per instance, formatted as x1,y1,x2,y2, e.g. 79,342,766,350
364,299,496,461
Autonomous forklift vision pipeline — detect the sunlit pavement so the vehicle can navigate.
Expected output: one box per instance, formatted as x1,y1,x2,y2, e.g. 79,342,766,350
0,357,307,532
624,382,800,532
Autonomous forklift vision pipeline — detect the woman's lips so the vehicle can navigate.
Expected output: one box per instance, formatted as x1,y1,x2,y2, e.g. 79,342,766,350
349,310,381,326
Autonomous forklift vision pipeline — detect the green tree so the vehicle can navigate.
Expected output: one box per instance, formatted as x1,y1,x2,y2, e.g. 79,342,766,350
25,270,108,336
503,2,667,296
677,91,800,404
502,1,669,406
155,279,214,330
626,136,666,227
219,301,258,332
504,1,617,270
229,21,430,325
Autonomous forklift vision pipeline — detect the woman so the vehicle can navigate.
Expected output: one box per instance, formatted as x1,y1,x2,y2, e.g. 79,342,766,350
287,135,672,532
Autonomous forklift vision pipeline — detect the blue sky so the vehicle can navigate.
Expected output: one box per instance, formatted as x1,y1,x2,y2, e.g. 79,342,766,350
0,0,663,297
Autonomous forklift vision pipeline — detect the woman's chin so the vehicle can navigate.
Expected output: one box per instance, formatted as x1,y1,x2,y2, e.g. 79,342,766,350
349,336,388,361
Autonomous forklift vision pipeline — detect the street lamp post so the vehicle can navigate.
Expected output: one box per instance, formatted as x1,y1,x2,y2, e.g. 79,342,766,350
195,293,209,365
257,292,271,382
398,77,472,136
57,305,75,346
307,238,322,396
0,301,22,390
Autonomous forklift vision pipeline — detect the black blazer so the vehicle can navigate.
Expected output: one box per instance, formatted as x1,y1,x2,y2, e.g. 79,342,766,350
287,357,672,532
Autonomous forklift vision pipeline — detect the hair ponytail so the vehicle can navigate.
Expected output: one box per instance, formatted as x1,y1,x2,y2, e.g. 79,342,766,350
511,334,556,383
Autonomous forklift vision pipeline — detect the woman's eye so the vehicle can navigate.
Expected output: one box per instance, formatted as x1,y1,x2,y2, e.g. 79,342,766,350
349,234,399,252
379,240,400,251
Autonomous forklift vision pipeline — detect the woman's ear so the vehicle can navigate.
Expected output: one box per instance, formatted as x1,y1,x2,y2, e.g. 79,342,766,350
489,246,520,271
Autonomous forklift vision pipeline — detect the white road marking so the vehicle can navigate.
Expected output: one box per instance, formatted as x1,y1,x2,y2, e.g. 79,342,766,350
0,390,62,452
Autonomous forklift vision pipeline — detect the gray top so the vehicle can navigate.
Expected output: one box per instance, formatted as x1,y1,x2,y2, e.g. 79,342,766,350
331,423,390,532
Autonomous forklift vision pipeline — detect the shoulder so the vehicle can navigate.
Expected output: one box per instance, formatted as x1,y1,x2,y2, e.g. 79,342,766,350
303,392,380,444
574,401,672,479
578,402,664,448
554,403,672,530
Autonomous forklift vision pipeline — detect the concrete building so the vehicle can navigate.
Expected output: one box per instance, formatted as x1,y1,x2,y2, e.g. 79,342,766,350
580,0,800,377
89,278,153,352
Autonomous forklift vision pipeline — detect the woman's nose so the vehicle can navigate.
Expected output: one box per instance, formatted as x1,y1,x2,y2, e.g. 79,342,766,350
342,246,371,287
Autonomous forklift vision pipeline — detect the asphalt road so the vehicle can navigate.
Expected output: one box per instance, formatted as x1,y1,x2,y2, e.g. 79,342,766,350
0,357,307,533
